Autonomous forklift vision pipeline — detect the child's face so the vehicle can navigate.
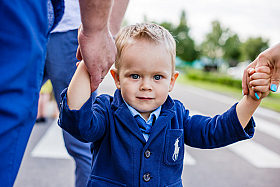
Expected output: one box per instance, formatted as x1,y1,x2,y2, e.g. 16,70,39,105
111,39,179,120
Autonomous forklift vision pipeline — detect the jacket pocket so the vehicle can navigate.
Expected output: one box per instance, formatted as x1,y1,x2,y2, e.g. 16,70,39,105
164,129,184,165
87,175,126,187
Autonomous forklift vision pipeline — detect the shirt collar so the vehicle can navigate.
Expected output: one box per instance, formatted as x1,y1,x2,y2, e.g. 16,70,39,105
124,101,161,123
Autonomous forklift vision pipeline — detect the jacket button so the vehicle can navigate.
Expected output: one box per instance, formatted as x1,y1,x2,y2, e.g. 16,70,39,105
144,150,151,158
143,173,151,182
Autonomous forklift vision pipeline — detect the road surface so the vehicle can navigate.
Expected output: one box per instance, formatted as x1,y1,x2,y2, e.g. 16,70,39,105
14,75,280,187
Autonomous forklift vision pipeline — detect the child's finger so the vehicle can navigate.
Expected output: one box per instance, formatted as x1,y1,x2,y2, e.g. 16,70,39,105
76,61,82,67
251,85,270,93
249,90,261,100
255,66,271,74
250,72,270,80
250,78,270,87
248,68,256,76
255,92,261,100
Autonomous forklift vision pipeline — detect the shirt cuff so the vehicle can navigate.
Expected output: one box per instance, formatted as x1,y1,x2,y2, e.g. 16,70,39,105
58,88,94,142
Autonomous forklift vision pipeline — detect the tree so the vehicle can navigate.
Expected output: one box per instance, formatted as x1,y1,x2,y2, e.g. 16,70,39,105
175,11,198,62
240,37,269,61
200,20,228,62
223,34,241,66
168,11,198,62
159,21,175,34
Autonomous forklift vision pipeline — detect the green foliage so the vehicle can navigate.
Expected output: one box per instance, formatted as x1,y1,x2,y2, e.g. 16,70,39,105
200,21,226,61
173,11,199,62
186,69,242,89
178,71,280,112
240,37,269,61
200,20,269,66
131,12,270,66
223,34,241,66
157,11,199,63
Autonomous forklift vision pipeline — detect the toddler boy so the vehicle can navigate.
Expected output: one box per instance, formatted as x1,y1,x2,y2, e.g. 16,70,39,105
59,23,271,187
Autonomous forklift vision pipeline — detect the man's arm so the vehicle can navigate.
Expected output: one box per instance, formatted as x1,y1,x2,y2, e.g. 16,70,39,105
109,0,130,36
77,0,129,92
67,61,91,110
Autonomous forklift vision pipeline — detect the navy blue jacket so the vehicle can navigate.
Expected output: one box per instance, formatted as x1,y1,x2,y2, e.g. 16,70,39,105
59,89,255,187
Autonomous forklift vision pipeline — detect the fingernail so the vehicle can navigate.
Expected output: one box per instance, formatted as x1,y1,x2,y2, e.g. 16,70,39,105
271,84,277,92
255,93,260,100
242,90,244,96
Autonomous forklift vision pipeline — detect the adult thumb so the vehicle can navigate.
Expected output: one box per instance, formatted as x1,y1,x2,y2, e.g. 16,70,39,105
270,67,280,92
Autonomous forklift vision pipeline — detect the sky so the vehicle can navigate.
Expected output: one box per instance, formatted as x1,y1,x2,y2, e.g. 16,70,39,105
124,0,280,47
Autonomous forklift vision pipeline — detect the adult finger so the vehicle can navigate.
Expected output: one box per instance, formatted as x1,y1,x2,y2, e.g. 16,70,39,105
76,25,83,61
89,70,102,93
270,65,280,92
89,64,112,92
76,45,82,61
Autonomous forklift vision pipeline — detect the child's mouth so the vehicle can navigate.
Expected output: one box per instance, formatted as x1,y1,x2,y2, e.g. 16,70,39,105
137,97,153,100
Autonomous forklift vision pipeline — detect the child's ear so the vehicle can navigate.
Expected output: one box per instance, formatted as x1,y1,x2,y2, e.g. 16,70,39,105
169,71,179,92
110,69,121,89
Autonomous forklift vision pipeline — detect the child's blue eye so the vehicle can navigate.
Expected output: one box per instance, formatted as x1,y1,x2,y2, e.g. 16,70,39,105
154,75,162,80
131,74,140,79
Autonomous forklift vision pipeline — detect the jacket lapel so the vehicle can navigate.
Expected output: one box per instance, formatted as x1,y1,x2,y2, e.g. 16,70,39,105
112,90,146,143
114,105,146,143
147,109,175,143
146,96,176,143
111,89,176,144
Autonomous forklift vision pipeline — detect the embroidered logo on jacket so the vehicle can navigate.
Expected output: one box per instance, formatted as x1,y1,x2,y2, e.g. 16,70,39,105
172,137,180,161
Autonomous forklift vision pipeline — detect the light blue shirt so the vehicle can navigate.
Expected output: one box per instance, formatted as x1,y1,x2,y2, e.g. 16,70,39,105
125,103,161,141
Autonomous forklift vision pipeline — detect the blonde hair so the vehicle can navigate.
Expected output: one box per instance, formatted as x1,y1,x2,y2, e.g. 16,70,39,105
114,23,176,72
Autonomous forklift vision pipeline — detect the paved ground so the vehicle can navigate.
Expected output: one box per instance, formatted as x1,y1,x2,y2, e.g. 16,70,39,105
14,75,280,187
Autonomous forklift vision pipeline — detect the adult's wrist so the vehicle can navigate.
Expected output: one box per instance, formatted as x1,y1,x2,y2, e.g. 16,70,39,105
79,23,109,38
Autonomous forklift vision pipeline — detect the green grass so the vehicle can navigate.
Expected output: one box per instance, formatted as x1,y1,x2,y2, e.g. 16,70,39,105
177,72,280,112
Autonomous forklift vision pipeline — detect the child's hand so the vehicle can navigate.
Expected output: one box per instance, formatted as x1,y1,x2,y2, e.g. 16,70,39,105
76,61,81,67
248,66,271,100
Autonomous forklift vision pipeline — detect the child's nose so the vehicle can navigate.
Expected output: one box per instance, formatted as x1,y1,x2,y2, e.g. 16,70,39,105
140,79,152,91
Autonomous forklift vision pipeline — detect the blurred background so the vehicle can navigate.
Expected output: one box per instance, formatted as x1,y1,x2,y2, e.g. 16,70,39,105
15,1,280,186
124,0,280,112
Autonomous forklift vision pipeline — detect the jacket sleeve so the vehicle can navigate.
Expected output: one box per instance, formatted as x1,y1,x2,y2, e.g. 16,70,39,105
58,88,108,143
182,102,255,149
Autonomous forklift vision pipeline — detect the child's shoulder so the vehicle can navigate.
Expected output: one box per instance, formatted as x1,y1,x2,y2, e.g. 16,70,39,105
174,99,187,113
95,93,114,103
168,96,183,107
166,95,186,111
95,91,122,107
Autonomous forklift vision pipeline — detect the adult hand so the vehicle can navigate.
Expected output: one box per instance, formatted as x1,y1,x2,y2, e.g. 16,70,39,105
242,43,280,95
76,24,117,92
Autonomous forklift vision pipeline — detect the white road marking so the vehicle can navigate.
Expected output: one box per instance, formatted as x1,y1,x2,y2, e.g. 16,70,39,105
184,148,196,165
31,110,280,169
228,140,280,168
254,117,280,140
31,119,72,159
187,110,280,168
